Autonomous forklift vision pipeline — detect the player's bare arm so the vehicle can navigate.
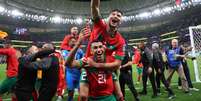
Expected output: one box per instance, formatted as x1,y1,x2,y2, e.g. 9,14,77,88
121,61,132,68
91,0,100,19
65,29,88,68
87,58,122,70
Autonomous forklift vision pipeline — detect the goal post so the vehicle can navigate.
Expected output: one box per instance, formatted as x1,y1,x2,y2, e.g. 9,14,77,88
189,26,201,82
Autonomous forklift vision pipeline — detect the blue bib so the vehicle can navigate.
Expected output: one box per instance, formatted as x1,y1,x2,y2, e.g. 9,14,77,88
167,48,181,68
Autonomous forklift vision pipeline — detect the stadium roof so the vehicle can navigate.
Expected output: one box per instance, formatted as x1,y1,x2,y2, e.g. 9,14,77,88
4,0,173,16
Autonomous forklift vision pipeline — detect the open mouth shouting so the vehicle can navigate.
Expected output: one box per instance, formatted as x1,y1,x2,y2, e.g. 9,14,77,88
109,18,119,27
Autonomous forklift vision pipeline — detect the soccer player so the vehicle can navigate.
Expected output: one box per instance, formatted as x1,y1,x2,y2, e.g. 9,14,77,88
55,50,66,101
0,39,21,101
138,42,158,98
132,47,143,84
65,32,118,101
83,0,126,100
166,39,189,93
62,36,84,101
61,26,79,50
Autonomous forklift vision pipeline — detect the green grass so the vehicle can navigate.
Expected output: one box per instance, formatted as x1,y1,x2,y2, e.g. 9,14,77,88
0,64,6,84
1,60,201,101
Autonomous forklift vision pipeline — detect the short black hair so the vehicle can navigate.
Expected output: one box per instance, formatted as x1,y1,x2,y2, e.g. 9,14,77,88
110,9,123,15
69,36,76,41
90,39,103,47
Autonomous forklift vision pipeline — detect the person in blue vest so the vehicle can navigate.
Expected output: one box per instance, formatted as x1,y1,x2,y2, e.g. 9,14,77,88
62,36,84,101
166,39,189,93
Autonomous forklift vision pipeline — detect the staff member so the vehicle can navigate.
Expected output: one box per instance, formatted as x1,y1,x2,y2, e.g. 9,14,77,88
15,44,59,101
119,50,139,101
166,39,189,93
152,43,175,99
138,42,157,98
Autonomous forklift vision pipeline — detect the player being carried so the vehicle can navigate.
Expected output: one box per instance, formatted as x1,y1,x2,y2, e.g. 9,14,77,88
66,30,119,101
80,0,126,100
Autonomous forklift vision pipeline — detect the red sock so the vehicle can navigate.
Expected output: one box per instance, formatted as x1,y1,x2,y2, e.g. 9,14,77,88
0,96,3,101
138,76,141,82
32,91,38,101
118,96,124,101
77,95,80,101
11,96,17,101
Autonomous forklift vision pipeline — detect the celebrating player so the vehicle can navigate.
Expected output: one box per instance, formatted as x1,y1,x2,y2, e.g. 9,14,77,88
66,31,118,101
61,26,79,50
0,39,21,101
82,0,126,100
62,36,84,101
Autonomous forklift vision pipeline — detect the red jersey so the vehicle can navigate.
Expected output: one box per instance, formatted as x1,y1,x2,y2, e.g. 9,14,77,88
52,51,66,96
86,19,125,60
0,47,19,77
60,34,78,50
133,49,143,68
83,56,115,97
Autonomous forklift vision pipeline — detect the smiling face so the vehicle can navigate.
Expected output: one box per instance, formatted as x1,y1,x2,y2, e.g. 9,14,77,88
171,39,178,48
68,37,76,48
108,10,123,29
138,42,145,50
70,27,79,36
91,41,105,62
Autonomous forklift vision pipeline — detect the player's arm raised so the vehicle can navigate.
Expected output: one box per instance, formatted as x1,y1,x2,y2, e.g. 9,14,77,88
65,29,86,68
91,0,100,20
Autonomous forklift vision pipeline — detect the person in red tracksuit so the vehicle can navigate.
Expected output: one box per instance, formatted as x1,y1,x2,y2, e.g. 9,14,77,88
54,50,66,101
60,27,79,50
0,40,21,101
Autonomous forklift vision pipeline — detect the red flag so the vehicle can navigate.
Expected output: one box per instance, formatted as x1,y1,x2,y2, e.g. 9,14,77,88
175,0,181,5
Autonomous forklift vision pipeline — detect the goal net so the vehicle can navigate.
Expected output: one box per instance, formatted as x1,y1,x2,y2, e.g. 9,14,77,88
189,25,201,82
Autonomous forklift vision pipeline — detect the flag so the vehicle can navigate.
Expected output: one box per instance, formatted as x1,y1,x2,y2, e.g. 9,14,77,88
175,0,189,5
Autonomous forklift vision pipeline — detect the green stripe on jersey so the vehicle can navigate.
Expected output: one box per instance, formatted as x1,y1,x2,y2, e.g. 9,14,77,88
114,55,124,60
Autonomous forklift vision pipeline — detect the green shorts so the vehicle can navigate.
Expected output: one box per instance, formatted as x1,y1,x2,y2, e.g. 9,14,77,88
89,94,116,101
80,69,88,83
35,79,42,91
0,77,17,94
136,67,143,75
112,72,117,81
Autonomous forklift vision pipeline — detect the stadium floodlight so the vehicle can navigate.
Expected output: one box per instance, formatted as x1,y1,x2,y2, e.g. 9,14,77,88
163,7,172,13
138,12,150,18
152,9,161,16
75,18,83,24
0,6,5,12
11,10,23,16
69,19,74,24
52,16,62,23
122,16,127,21
39,15,47,21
